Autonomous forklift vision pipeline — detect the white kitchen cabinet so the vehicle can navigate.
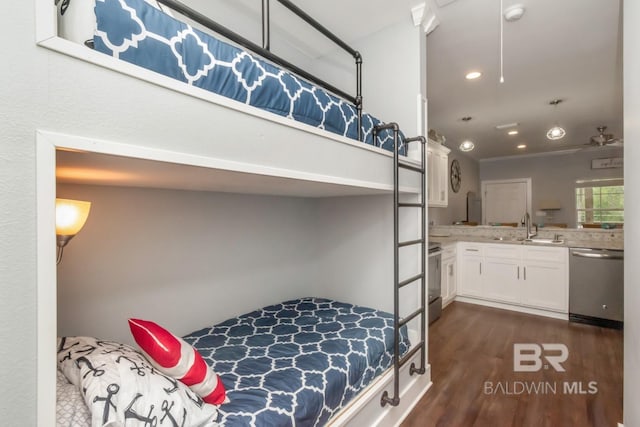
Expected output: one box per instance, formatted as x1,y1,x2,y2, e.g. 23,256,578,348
482,243,521,303
457,244,483,298
520,247,568,312
482,257,520,303
427,141,450,207
456,242,568,315
441,244,457,306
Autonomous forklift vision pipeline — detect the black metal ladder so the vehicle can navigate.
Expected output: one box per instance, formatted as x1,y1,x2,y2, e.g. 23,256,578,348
373,124,427,407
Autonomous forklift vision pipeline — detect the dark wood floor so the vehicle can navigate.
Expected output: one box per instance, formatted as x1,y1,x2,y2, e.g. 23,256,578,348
402,302,623,427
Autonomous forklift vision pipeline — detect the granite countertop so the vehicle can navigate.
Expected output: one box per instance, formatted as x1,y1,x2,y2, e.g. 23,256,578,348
429,234,623,251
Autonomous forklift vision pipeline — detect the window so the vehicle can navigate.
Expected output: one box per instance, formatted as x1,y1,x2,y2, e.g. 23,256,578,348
575,181,624,226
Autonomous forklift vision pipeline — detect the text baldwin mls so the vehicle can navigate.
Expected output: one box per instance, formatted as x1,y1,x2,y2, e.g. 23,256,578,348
484,381,598,395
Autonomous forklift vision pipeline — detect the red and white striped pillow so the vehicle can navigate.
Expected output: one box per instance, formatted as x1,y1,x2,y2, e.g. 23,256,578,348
128,318,227,405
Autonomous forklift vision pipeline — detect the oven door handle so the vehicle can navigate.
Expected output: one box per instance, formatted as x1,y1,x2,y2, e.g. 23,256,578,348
571,251,623,260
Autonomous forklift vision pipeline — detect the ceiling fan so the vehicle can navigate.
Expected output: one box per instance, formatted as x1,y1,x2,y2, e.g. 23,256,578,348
588,126,623,147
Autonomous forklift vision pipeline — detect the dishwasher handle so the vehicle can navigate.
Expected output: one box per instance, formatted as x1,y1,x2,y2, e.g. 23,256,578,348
571,250,624,260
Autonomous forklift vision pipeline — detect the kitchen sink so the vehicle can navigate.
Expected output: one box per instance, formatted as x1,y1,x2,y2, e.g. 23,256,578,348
525,238,565,244
490,236,565,244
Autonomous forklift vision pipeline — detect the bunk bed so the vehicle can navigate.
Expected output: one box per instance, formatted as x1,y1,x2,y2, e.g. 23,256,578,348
49,0,431,425
56,298,411,426
58,0,407,155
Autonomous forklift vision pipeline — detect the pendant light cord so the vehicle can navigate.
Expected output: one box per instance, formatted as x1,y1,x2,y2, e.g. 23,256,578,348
499,0,504,83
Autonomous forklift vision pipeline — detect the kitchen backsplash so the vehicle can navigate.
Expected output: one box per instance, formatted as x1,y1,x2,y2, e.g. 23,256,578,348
429,225,623,248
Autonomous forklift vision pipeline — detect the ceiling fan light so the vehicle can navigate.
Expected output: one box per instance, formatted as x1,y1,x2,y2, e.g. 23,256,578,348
459,140,475,151
546,126,566,140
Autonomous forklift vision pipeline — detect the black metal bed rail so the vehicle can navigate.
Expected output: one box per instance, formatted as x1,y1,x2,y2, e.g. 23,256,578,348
155,0,363,141
372,127,427,408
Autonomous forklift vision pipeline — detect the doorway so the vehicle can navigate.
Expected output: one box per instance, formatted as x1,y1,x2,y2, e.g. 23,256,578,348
481,178,531,225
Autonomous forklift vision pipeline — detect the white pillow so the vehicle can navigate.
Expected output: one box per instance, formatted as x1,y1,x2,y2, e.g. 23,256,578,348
57,336,218,427
57,368,91,427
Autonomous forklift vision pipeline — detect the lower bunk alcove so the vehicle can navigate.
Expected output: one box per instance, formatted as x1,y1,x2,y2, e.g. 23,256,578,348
46,135,432,426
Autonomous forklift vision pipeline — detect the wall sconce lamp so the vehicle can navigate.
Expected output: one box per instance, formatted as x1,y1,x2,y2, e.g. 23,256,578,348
56,198,91,265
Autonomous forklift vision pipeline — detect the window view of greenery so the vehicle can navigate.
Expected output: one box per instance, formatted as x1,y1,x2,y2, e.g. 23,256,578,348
576,185,624,225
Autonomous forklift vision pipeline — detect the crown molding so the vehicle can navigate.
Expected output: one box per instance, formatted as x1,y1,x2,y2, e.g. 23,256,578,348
411,2,440,35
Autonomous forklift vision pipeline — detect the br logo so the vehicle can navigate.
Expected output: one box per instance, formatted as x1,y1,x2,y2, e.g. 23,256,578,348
513,343,569,372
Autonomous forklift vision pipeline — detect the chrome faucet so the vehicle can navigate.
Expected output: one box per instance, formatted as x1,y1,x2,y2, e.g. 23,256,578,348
523,212,538,239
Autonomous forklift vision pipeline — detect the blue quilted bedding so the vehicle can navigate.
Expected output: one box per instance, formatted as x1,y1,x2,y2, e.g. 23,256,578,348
93,0,406,155
183,297,410,426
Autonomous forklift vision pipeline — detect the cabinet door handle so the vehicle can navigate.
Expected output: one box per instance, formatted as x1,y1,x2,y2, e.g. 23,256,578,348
517,266,520,279
466,248,479,252
449,264,454,275
479,262,482,275
524,266,527,280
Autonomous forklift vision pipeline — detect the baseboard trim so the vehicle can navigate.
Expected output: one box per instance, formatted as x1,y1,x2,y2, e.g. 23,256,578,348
455,296,568,320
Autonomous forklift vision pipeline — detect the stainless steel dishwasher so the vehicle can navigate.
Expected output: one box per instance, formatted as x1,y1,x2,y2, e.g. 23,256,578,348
569,247,624,329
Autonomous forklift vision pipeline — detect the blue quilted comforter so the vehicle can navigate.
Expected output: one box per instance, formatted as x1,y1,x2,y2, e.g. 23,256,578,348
93,0,406,154
183,297,410,426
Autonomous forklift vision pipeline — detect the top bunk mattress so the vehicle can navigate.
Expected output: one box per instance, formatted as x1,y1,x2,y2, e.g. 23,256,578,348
183,297,410,426
91,0,406,155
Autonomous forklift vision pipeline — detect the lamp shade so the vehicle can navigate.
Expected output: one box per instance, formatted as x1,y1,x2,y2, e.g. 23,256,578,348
56,198,91,236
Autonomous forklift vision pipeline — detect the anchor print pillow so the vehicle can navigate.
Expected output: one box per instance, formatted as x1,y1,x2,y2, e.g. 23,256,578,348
57,336,219,427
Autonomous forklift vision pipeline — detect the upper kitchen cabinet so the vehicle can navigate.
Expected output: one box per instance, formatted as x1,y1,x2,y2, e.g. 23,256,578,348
427,141,450,207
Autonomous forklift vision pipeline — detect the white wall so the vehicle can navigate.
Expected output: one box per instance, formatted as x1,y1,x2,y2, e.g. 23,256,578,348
313,195,420,313
624,1,640,426
479,147,624,228
429,151,480,225
55,185,423,344
313,19,425,135
56,184,317,344
1,3,43,423
356,20,424,135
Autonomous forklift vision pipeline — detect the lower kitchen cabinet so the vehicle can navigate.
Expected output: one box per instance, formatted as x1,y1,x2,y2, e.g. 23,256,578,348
520,260,567,311
458,244,483,298
441,244,457,306
456,242,568,314
482,257,520,303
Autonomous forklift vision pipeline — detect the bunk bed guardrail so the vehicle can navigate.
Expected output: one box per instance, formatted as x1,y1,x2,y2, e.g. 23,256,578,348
373,124,427,407
155,0,364,141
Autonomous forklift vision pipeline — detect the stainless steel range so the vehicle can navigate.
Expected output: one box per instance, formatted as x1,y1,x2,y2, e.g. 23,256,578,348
428,242,442,324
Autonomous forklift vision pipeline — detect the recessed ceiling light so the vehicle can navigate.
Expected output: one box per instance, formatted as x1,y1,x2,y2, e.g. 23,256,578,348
465,71,482,80
459,140,475,152
508,130,519,135
546,126,566,140
517,144,526,149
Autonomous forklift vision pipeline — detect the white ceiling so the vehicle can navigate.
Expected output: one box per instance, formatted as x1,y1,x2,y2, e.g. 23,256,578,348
426,0,623,159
